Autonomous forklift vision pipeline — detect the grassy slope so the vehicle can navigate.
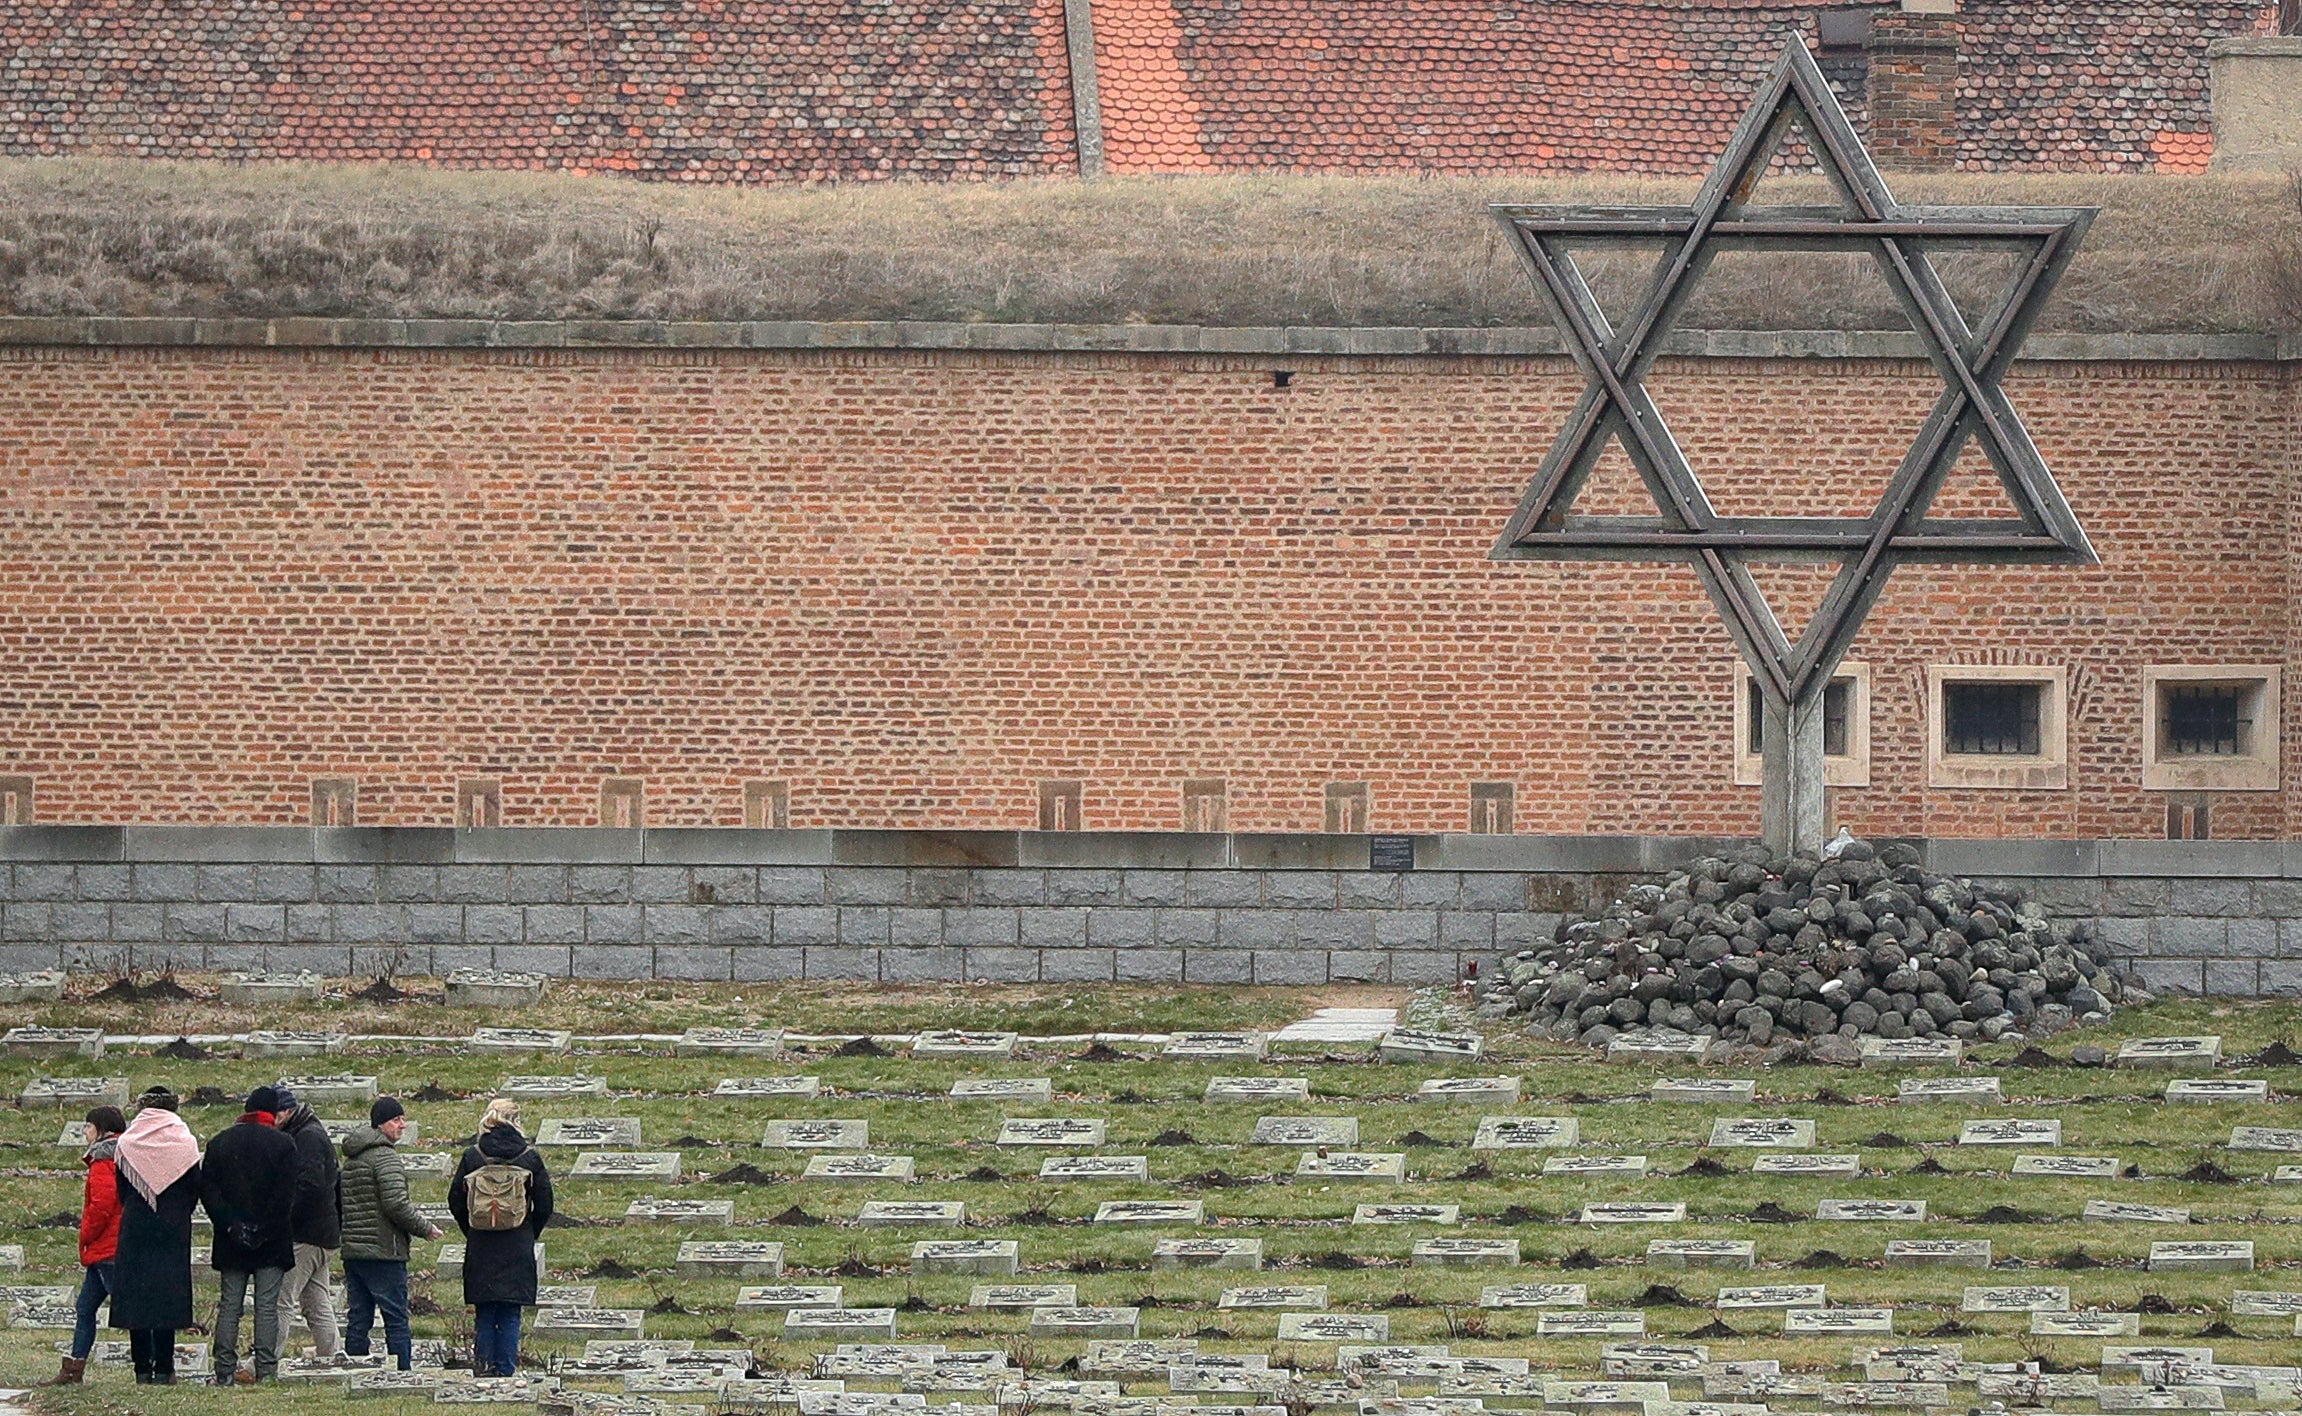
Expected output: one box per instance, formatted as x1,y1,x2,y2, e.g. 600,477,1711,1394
0,162,2295,333
1,984,2299,1416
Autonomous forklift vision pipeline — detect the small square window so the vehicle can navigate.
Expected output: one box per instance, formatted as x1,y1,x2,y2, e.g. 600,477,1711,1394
1926,665,2068,789
0,775,32,825
600,777,645,830
1323,782,1371,834
1732,662,1871,788
1038,780,1083,832
311,778,357,828
456,778,502,829
743,779,790,830
2142,666,2280,792
1181,778,1227,834
1469,782,1514,834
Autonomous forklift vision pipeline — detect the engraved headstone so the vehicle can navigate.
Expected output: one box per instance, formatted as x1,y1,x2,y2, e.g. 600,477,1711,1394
445,969,547,1008
535,1285,601,1308
715,1076,822,1098
1276,1314,1390,1342
1818,1382,1948,1408
435,1375,558,1404
676,1241,785,1279
676,1027,783,1057
0,971,65,1004
2095,1387,2224,1411
951,1079,1052,1102
221,970,327,1006
1539,1313,1647,1337
469,1027,571,1054
1152,1237,1262,1269
1752,1153,1860,1176
786,1309,900,1339
857,1201,967,1227
2084,1200,2192,1224
971,1284,1077,1309
913,1240,1020,1276
2148,1241,2253,1272
1352,1204,1459,1225
1206,1077,1309,1102
1709,1118,1817,1148
10,1303,82,1329
1716,1284,1826,1310
1543,1155,1649,1177
1028,1308,1142,1338
1165,1033,1268,1061
243,1029,348,1057
537,1118,644,1148
765,1119,870,1149
2166,1079,2268,1102
804,1153,917,1182
1959,1119,2058,1146
1040,1156,1149,1182
1472,1116,1577,1149
2030,1310,2139,1337
1092,1200,1203,1225
2115,1036,2222,1069
3,1027,103,1059
625,1197,734,1225
2231,1290,2302,1316
1377,1030,1482,1064
1411,1238,1518,1268
570,1152,681,1180
1607,1032,1713,1064
20,1076,131,1109
1817,1199,1925,1221
2010,1153,2116,1177
1858,1037,1961,1068
401,1151,453,1179
1646,1239,1755,1270
2101,1348,2217,1376
1977,1373,2101,1399
0,1246,20,1271
997,1119,1105,1147
1883,1239,1990,1269
1896,1077,2001,1104
275,1074,379,1104
1418,1077,1520,1104
1479,1283,1585,1308
734,1285,844,1310
1786,1309,1894,1335
346,1370,444,1399
1296,1152,1406,1182
531,1308,646,1339
1218,1285,1327,1310
1650,1078,1756,1104
503,1074,607,1098
1251,1116,1358,1146
914,1031,1018,1059
2276,1164,2302,1181
1579,1203,1685,1224
2229,1126,2302,1151
1960,1286,2068,1313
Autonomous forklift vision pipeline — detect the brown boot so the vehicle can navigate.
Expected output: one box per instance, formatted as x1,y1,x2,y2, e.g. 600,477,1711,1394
40,1356,87,1385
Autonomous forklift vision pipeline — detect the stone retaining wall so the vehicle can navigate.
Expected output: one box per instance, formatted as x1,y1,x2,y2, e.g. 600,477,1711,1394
1,828,2295,996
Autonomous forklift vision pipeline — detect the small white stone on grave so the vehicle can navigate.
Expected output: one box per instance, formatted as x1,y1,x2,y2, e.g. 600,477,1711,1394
1959,1119,2058,1146
1960,1285,2068,1312
1578,1203,1684,1224
951,1079,1052,1102
468,1027,571,1054
676,1241,785,1278
804,1153,917,1182
1205,1077,1309,1101
1542,1154,1649,1177
764,1119,870,1149
734,1284,843,1310
2009,1153,2117,1177
1295,1151,1406,1181
1649,1078,1756,1104
857,1201,966,1227
1417,1077,1520,1103
1352,1204,1458,1225
1752,1153,1860,1176
1276,1314,1390,1342
1039,1156,1149,1182
1218,1285,1326,1310
1152,1237,1262,1269
570,1152,681,1180
714,1076,822,1098
1411,1238,1518,1267
2148,1241,2253,1272
997,1118,1106,1146
1092,1200,1203,1225
914,1030,1018,1059
2115,1036,2222,1069
537,1118,644,1147
2166,1079,2268,1102
1478,1283,1585,1308
1472,1116,1577,1149
1709,1117,1816,1148
1817,1199,1925,1221
1646,1239,1754,1270
676,1027,784,1057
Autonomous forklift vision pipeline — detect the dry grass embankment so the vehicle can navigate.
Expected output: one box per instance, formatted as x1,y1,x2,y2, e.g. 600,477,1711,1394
0,160,2297,332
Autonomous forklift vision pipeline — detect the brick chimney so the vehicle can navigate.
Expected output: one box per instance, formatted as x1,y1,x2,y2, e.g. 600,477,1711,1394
1865,2,1962,172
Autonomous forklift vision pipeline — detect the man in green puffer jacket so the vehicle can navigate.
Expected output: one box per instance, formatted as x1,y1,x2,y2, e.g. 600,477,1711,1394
338,1099,440,1370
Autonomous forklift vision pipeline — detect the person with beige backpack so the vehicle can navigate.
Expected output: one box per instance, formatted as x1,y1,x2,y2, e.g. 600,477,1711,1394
447,1098,553,1377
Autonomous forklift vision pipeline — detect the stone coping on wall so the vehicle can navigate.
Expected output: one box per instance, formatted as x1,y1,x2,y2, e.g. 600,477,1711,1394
0,317,2296,363
1,826,2295,878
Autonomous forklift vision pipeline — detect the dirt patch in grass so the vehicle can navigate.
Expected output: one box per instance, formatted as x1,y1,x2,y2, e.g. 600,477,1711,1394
1634,1284,1696,1307
1311,1251,1367,1270
1749,1202,1797,1223
835,1037,890,1057
1907,1157,1951,1176
1497,1205,1541,1225
1684,1318,1742,1338
1189,1326,1233,1340
769,1206,823,1227
1076,1042,1127,1062
648,1295,691,1314
1559,1248,1602,1270
1382,1291,1422,1308
410,1082,466,1102
1150,1130,1197,1146
1677,1157,1731,1178
2009,1045,2061,1067
1972,1205,2035,1224
1451,1161,1493,1182
2053,1249,2102,1270
2179,1160,2238,1184
1924,1319,1972,1336
189,1086,235,1108
831,1256,881,1277
1863,1132,1909,1148
2243,1040,2301,1066
708,1163,779,1185
963,1166,1007,1182
1071,1258,1110,1274
1809,1088,1853,1105
1180,1169,1248,1188
410,1293,444,1316
1793,1250,1847,1269
156,1038,212,1061
353,976,410,1003
1397,1131,1445,1148
586,1259,639,1278
670,1135,721,1148
2136,1294,2179,1314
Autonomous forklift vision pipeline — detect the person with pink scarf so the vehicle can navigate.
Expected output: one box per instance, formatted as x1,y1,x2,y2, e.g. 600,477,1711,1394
109,1087,202,1385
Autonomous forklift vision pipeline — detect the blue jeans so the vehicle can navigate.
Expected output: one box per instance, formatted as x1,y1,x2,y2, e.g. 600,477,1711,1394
70,1261,114,1360
342,1260,413,1370
472,1302,522,1377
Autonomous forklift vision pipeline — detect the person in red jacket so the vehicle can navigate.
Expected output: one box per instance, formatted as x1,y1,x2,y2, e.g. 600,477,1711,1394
43,1105,127,1386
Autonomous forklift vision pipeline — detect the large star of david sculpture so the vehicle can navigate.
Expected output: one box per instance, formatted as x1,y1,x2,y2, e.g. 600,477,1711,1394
1489,36,2095,852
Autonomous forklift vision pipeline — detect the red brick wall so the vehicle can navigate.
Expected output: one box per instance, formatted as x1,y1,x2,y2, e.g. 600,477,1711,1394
0,345,2290,837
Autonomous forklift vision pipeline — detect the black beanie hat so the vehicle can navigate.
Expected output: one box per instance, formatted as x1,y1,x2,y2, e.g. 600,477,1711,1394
370,1096,407,1127
246,1084,287,1115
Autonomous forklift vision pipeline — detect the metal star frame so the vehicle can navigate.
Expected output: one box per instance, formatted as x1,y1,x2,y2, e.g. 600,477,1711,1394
1490,37,2095,717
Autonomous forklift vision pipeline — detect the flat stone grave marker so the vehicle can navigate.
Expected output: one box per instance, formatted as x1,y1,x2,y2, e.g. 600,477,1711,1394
915,1030,1018,1059
1960,1118,2058,1146
446,969,547,1008
1418,1077,1519,1103
21,1076,130,1109
765,1119,870,1149
320,1118,421,1145
1716,1284,1827,1310
2084,1199,2192,1224
2010,1153,2116,1177
2092,1388,2225,1412
1817,1199,1925,1221
1472,1116,1577,1149
2231,1126,2302,1151
2,1287,72,1307
1884,1240,1990,1269
1296,1151,1405,1181
1251,1116,1357,1146
1650,1078,1755,1104
435,1375,560,1404
504,1074,607,1098
244,1029,348,1057
1596,1343,1709,1377
971,1284,1076,1309
2116,1036,2222,1069
1961,1285,2068,1312
530,1308,645,1339
1277,1314,1390,1342
715,1076,822,1098
1219,1285,1327,1310
1028,1307,1141,1338
1786,1309,1895,1335
1704,1375,1821,1400
413,1201,455,1227
0,971,65,1004
951,1079,1051,1102
2276,1164,2302,1181
1607,1032,1712,1064
571,1152,682,1180
805,1153,917,1182
913,1240,1019,1276
2030,1310,2140,1336
1579,1202,1685,1224
623,1372,735,1396
469,1027,571,1054
1411,1238,1518,1268
4,1027,103,1059
1752,1153,1860,1176
276,1073,379,1104
676,1027,783,1056
1206,1077,1309,1102
1479,1283,1585,1308
2102,1347,2217,1375
625,1197,734,1225
734,1284,844,1310
1818,1382,1949,1408
1040,1155,1149,1182
1646,1239,1755,1270
1859,1037,1961,1067
997,1118,1105,1146
1377,1029,1481,1064
221,970,326,1005
1152,1237,1262,1269
1709,1118,1816,1148
2149,1241,2253,1271
1543,1381,1672,1412
2232,1289,2302,1315
1167,1371,1288,1397
857,1201,966,1227
536,1285,600,1308
1977,1374,2101,1399
2166,1079,2268,1102
347,1370,445,1399
1093,1200,1202,1225
0,1247,19,1270
1543,1154,1649,1177
1353,1204,1458,1225
1165,1032,1267,1061
676,1241,785,1278
1897,1077,2001,1104
1539,1313,1647,1337
50,1123,82,1147
402,1151,453,1178
1077,1339,1198,1376
537,1118,643,1148
787,1309,900,1339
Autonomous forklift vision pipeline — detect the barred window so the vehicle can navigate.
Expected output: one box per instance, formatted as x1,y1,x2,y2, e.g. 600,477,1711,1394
2160,683,2248,757
1944,680,2043,756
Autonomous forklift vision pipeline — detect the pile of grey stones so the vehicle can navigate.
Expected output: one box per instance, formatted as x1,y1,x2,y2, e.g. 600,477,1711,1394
1477,838,2147,1063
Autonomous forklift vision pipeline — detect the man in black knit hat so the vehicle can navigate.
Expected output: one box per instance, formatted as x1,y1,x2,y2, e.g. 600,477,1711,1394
201,1085,298,1383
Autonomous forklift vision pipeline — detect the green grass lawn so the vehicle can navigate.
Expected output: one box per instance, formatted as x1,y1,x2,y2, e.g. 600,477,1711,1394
4,983,2300,1416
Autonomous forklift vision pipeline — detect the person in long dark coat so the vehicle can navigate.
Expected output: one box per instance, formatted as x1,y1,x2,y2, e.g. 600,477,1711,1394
447,1098,552,1377
109,1088,202,1385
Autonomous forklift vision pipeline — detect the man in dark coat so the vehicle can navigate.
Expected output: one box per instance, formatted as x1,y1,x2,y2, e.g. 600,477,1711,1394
448,1099,553,1377
201,1085,300,1384
111,1087,201,1386
276,1090,344,1360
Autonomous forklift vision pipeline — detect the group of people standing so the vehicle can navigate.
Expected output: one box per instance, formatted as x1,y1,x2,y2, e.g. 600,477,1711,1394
45,1087,554,1385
